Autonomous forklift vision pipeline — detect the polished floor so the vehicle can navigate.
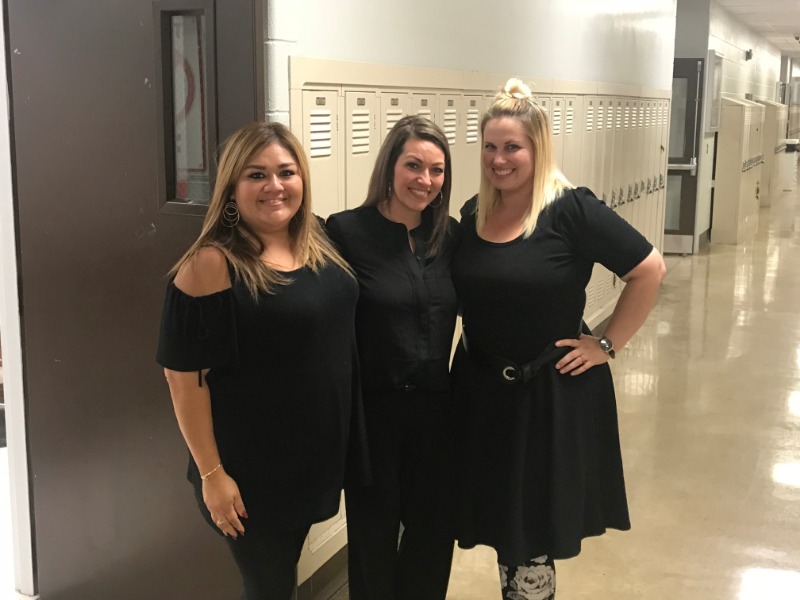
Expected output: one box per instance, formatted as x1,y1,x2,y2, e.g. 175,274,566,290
4,189,800,599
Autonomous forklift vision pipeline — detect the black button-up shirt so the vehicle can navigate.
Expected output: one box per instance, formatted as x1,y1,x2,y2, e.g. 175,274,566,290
326,206,460,392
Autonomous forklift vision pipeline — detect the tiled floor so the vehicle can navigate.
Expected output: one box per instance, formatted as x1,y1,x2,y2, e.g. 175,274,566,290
3,188,800,599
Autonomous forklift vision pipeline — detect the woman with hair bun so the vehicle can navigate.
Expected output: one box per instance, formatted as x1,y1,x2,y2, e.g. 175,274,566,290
451,79,666,599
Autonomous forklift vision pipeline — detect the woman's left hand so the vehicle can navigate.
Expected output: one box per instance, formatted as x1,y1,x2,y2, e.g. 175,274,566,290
554,334,609,376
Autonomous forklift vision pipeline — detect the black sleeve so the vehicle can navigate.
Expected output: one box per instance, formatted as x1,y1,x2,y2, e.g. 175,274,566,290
156,283,239,372
459,195,478,222
325,213,348,254
555,187,653,277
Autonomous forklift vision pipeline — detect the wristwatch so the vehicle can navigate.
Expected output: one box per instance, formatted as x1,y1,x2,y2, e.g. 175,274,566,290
598,336,615,359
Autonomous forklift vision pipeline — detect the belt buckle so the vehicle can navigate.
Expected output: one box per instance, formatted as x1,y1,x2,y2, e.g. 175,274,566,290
502,365,518,382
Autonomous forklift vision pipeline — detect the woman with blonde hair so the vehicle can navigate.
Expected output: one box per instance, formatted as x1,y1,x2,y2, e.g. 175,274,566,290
451,79,666,599
157,122,367,600
327,115,460,600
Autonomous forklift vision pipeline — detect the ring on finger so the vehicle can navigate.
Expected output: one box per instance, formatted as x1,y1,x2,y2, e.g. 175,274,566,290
215,519,226,526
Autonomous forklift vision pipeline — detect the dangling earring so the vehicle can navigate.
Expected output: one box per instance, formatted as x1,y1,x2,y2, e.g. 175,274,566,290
222,200,240,227
429,191,443,208
386,181,393,201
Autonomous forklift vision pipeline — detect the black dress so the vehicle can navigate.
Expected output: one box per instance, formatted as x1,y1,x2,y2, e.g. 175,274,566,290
156,261,366,529
451,187,652,565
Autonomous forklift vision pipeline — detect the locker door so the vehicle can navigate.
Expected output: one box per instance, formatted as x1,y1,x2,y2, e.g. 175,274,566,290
611,98,625,212
647,100,659,243
438,94,463,209
413,93,438,122
594,99,608,204
632,99,646,233
344,91,378,207
602,97,615,207
302,90,342,217
463,95,483,203
551,96,565,172
581,97,597,191
380,92,410,144
537,95,551,117
620,98,636,223
562,96,583,183
657,99,669,250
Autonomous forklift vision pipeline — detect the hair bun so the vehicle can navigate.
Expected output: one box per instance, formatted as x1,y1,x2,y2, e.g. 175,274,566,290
503,78,533,100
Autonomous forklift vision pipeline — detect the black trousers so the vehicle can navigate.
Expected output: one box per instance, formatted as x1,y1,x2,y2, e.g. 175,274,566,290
194,485,311,600
345,389,454,600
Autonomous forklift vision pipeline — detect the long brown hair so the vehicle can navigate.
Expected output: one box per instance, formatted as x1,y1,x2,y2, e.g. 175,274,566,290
363,115,452,257
171,122,353,297
477,78,572,237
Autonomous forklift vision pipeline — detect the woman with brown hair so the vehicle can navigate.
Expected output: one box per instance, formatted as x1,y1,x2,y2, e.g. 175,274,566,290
157,122,366,600
451,79,666,599
327,115,460,600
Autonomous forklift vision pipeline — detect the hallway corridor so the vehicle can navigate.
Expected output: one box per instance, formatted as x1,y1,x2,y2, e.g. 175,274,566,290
445,187,800,598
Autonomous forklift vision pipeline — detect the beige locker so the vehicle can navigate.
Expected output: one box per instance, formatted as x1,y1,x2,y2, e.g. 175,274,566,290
656,100,669,251
413,93,437,123
301,90,342,218
756,99,788,206
581,97,598,192
610,98,625,212
643,100,657,243
633,99,648,234
561,96,583,184
380,92,410,144
601,96,616,208
462,95,483,203
537,95,551,116
620,98,636,223
438,94,463,210
297,500,347,585
594,99,608,203
344,91,378,208
551,96,565,173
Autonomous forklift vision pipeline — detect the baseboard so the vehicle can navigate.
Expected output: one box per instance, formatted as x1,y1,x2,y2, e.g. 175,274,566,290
296,546,348,600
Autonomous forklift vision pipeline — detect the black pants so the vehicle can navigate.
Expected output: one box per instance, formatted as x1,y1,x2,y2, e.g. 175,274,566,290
194,485,310,600
345,389,454,600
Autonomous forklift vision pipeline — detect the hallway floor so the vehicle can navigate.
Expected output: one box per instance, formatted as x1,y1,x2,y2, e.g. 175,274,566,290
3,189,800,599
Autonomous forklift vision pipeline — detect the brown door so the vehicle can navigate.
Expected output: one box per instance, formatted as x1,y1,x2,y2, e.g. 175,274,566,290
6,1,263,597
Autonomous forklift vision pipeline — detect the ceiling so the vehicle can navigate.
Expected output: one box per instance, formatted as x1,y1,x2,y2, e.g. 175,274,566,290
715,0,800,58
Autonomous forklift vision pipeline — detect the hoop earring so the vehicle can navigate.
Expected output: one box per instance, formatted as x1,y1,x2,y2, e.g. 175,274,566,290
222,201,240,227
428,191,443,208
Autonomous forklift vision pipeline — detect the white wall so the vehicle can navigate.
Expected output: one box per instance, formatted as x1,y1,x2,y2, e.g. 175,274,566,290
265,0,677,122
709,1,781,100
675,0,709,59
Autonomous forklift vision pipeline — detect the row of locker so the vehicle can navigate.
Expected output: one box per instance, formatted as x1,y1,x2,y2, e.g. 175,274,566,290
712,97,766,245
295,88,670,324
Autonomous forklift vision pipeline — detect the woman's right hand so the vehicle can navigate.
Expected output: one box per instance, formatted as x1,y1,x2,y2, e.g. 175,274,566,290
203,469,248,538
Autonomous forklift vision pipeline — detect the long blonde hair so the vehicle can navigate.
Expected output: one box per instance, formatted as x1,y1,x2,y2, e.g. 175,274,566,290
476,78,572,237
171,122,353,297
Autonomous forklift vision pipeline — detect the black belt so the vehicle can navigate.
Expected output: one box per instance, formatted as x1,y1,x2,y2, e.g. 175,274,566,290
461,332,572,385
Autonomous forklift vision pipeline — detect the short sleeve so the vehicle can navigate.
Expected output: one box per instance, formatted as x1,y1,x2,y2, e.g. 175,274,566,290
552,187,653,277
156,282,239,372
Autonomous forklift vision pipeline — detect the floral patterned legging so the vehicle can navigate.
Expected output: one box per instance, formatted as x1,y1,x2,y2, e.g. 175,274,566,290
498,555,556,600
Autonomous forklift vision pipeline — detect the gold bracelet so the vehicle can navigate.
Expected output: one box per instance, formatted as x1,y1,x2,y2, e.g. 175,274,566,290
200,463,222,480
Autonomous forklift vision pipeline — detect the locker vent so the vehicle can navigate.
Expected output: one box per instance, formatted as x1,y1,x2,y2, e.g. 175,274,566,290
597,105,604,130
624,105,630,129
417,109,433,120
386,108,404,133
586,106,594,132
638,105,645,128
552,107,562,136
606,107,614,130
350,109,371,155
616,105,622,129
444,108,457,145
309,110,333,158
466,108,480,143
565,107,574,135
